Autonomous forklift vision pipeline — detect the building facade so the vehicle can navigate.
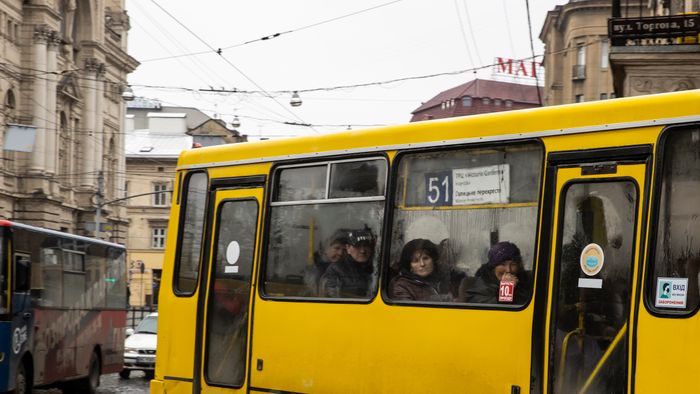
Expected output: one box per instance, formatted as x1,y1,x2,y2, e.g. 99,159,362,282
539,0,625,105
541,0,699,103
0,0,138,241
124,101,245,306
410,79,542,122
609,0,700,96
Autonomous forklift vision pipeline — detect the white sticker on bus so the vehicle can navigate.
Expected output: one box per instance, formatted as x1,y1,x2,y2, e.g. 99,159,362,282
580,243,604,276
225,241,240,274
452,164,510,205
655,277,688,309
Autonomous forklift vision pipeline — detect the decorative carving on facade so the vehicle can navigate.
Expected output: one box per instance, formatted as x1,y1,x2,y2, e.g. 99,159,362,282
84,58,106,75
33,25,52,43
630,76,697,95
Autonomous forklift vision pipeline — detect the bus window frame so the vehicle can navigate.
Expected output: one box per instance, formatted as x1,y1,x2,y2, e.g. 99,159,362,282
172,170,210,297
381,138,545,311
203,196,260,389
547,176,641,394
259,153,390,304
645,122,700,318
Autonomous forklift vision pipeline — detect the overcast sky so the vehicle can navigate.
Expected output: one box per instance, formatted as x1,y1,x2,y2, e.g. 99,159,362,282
125,0,569,140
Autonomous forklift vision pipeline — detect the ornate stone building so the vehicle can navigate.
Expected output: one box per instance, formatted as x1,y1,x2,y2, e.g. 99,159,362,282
539,0,627,105
609,0,700,96
541,0,700,103
0,0,138,242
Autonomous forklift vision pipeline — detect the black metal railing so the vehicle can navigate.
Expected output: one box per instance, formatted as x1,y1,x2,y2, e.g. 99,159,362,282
127,306,157,329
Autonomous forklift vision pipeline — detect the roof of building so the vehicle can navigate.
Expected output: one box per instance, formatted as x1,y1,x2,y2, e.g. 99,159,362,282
411,79,543,114
125,129,193,159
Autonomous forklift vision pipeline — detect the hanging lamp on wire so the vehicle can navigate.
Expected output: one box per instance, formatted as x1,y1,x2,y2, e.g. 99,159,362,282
231,115,241,129
290,91,302,107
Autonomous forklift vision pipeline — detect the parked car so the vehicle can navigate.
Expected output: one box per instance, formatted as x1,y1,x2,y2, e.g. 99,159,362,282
121,312,158,379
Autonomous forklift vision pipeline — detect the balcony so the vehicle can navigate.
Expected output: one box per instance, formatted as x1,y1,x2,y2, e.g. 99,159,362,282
572,65,586,81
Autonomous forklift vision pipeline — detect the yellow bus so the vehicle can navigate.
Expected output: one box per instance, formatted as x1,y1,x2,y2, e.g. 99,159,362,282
151,90,700,393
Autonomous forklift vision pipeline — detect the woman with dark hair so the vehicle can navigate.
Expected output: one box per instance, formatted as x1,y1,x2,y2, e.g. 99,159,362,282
389,239,451,301
464,241,530,304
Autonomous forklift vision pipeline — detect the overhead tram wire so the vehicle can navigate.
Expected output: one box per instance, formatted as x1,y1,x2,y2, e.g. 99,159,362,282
131,3,294,124
148,0,317,133
524,0,543,106
139,0,406,63
453,0,476,70
459,0,483,68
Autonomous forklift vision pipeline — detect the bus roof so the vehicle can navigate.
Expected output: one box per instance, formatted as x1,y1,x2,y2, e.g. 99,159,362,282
0,220,125,249
176,89,700,170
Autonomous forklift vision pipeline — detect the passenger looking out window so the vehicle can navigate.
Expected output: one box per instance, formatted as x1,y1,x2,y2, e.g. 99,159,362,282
304,230,348,296
320,229,375,298
464,242,530,304
389,239,453,302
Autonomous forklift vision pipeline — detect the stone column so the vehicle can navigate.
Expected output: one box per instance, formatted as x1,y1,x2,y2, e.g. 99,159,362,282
81,58,100,187
116,101,126,199
45,32,59,175
94,68,105,174
31,25,49,173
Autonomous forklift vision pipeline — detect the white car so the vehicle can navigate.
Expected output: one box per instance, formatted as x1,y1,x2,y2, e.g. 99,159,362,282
120,312,157,379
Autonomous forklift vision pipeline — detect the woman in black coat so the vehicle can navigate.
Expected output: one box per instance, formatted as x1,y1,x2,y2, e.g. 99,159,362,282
389,239,451,302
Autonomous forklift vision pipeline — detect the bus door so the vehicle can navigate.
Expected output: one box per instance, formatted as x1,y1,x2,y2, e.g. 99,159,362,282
8,252,33,388
544,158,647,393
195,186,263,393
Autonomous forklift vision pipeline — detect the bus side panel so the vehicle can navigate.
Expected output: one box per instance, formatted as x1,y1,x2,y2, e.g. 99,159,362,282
635,312,700,392
73,310,126,377
250,300,533,393
0,321,16,391
153,196,198,389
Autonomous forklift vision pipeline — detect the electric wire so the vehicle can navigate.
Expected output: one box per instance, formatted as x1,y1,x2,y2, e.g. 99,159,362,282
148,0,316,132
139,0,405,63
524,0,543,106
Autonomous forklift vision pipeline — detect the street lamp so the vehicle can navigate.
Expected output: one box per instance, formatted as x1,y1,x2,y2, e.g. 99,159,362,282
231,115,241,129
290,91,302,107
121,85,135,101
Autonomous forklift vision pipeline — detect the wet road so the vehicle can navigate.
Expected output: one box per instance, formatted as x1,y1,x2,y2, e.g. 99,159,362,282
35,372,151,394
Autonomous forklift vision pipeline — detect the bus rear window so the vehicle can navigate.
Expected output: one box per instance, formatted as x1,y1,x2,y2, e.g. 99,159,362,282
387,142,543,306
650,126,700,314
174,171,208,295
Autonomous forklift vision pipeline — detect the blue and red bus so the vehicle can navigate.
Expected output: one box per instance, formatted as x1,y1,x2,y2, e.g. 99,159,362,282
0,220,127,393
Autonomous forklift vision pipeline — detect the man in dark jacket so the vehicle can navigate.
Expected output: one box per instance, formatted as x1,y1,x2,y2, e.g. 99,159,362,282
320,229,375,298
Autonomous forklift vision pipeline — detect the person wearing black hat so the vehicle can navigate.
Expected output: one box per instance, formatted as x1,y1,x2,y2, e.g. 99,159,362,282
303,230,348,296
320,229,375,298
464,241,530,304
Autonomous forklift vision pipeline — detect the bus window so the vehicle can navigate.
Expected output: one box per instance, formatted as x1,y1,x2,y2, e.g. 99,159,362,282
106,247,127,308
63,250,85,307
264,158,387,299
650,126,700,313
174,171,208,295
275,165,326,201
14,255,30,293
205,199,258,387
387,143,543,305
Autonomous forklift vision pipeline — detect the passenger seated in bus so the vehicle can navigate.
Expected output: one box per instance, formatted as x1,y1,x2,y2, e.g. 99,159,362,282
464,241,530,304
320,229,375,298
389,239,452,301
303,230,348,296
